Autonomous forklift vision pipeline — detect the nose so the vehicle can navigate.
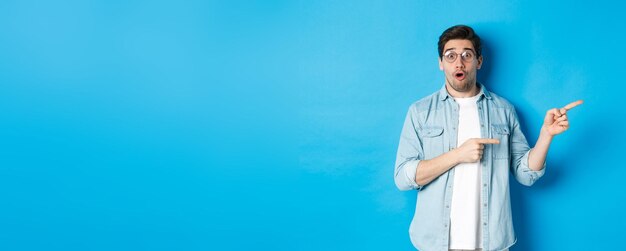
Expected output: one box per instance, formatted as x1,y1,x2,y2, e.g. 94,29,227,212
454,57,465,69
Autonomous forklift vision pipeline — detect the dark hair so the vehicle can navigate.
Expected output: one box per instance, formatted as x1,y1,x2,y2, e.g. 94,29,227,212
438,25,482,58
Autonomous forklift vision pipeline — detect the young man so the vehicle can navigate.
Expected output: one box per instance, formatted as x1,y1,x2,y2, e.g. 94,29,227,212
394,25,582,251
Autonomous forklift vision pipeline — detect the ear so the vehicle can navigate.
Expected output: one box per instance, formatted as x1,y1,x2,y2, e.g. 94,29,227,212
439,58,443,71
477,55,483,70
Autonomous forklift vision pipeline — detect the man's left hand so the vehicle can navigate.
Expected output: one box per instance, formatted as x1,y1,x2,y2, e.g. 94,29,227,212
543,100,583,136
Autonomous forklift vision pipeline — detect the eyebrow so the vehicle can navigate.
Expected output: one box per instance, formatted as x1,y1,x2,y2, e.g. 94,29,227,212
445,48,476,53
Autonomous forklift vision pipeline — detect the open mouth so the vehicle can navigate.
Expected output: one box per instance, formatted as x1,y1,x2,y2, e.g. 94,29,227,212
454,71,466,81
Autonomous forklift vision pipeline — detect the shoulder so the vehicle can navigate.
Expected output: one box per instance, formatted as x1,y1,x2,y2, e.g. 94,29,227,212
408,90,443,114
486,91,516,111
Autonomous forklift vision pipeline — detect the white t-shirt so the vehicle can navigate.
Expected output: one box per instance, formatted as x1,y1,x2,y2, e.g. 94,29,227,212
449,94,482,249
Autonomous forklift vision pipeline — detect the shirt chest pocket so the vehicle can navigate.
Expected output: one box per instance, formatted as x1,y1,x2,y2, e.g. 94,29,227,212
419,127,444,159
491,124,510,159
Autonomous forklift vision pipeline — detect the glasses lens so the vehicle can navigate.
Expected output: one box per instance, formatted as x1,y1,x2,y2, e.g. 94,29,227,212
444,51,457,62
461,51,474,62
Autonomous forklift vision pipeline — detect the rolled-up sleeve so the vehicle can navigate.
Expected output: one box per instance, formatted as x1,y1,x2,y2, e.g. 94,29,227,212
509,108,545,186
395,106,424,191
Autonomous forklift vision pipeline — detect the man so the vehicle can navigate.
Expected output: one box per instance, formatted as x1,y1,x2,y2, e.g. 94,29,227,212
394,25,582,251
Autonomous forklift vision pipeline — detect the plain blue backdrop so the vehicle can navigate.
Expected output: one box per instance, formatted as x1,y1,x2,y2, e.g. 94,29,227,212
1,1,625,250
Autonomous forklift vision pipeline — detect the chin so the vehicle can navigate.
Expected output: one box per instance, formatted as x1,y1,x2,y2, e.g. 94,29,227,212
454,82,470,91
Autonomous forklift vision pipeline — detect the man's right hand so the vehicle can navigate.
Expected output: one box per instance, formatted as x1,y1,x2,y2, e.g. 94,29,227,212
454,138,500,164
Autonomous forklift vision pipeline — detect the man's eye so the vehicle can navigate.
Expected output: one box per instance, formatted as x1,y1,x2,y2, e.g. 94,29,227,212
461,52,473,60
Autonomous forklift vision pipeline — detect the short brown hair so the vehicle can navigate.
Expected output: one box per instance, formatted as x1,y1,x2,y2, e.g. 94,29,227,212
438,25,482,58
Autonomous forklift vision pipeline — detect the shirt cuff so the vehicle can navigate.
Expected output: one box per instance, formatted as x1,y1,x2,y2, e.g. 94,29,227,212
521,150,546,183
404,160,423,190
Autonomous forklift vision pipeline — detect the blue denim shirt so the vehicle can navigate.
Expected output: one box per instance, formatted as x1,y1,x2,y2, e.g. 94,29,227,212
394,84,545,251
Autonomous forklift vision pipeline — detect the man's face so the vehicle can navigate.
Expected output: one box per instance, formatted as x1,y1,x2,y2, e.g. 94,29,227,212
439,39,483,94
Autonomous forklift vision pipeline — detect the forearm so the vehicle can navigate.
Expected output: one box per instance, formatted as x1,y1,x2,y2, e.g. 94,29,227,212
414,149,460,186
528,126,554,171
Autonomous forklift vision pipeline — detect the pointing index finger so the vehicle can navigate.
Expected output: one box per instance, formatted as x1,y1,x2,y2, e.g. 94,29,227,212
475,138,500,145
563,100,583,111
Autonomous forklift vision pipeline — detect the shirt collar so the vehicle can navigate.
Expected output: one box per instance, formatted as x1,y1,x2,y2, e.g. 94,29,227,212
438,82,492,101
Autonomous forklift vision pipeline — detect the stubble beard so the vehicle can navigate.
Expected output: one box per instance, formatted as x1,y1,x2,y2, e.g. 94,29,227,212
446,75,475,93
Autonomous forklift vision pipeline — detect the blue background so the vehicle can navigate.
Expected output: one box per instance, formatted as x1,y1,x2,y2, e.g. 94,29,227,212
1,1,624,250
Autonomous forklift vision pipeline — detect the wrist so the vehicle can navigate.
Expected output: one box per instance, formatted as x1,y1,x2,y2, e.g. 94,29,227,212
449,147,461,165
540,126,555,140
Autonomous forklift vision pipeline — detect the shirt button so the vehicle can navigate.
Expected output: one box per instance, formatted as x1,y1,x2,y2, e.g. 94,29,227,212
483,223,487,226
483,183,487,187
446,205,449,208
484,203,487,207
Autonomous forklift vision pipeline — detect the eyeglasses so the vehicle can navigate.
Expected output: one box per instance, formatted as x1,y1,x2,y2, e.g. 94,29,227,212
443,50,475,63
